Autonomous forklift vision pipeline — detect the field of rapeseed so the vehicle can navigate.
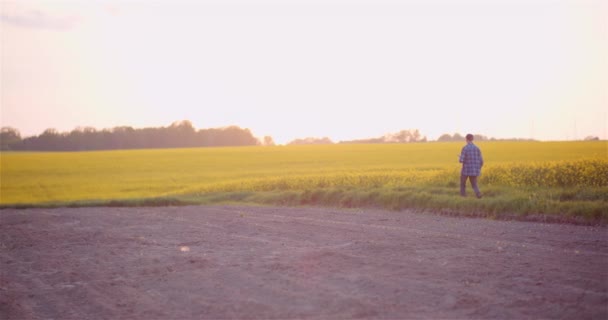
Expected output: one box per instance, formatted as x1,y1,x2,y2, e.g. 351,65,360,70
1,141,606,222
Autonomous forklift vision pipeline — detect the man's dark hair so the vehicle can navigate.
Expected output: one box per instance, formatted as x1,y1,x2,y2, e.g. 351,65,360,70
466,134,474,141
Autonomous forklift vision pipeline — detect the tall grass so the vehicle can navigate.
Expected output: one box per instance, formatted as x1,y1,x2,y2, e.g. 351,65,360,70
1,141,606,222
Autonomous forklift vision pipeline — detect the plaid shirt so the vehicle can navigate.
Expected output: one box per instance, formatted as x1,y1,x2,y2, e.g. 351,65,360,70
459,142,483,176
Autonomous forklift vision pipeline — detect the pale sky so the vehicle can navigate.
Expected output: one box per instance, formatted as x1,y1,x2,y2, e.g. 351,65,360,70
1,0,607,144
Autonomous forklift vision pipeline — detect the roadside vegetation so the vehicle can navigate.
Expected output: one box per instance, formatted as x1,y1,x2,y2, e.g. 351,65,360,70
1,141,606,223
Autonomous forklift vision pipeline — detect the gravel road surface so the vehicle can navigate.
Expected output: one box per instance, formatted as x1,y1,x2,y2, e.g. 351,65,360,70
1,206,607,319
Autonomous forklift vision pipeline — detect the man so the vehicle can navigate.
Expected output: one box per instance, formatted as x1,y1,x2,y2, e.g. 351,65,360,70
459,134,483,198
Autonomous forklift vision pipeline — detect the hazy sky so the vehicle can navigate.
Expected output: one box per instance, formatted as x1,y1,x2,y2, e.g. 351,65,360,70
1,0,606,143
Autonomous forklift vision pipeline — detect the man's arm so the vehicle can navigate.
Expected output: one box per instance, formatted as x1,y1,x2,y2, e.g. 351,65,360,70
459,147,466,163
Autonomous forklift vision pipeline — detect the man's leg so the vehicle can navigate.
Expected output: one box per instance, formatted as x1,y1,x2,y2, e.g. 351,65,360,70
470,176,481,198
460,175,467,197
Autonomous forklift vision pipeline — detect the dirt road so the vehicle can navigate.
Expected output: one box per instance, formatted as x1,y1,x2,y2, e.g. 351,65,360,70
1,206,607,319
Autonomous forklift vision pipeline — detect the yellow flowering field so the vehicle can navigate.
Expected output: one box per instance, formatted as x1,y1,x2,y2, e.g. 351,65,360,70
1,141,606,220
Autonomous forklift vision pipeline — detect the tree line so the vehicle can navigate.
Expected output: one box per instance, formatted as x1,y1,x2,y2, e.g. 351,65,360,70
285,129,428,145
288,131,542,145
1,121,546,151
1,121,271,151
338,129,427,144
436,133,487,142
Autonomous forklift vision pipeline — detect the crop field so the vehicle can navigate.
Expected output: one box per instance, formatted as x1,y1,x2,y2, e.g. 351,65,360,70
1,141,607,222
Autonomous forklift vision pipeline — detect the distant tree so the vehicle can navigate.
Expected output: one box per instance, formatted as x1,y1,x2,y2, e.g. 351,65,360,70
437,133,453,142
37,129,62,150
171,120,195,130
288,137,334,145
1,127,22,150
66,127,98,150
263,136,275,146
387,129,423,143
437,133,487,142
111,126,136,149
199,126,260,147
387,130,410,143
225,126,260,146
341,129,426,144
168,120,197,147
473,134,488,141
411,129,422,142
584,136,600,141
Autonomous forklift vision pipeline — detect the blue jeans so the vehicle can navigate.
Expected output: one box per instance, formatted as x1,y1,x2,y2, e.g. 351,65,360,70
461,175,481,198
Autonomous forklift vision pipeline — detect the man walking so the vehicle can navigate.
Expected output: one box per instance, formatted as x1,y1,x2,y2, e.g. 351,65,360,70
459,134,483,198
